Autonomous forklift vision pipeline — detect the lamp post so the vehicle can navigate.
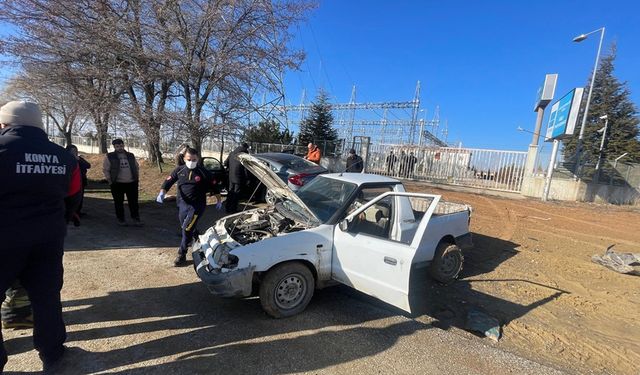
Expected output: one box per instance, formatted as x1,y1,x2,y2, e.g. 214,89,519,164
572,27,605,177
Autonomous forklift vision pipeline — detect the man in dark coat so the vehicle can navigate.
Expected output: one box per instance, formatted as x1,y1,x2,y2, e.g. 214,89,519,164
223,143,249,214
385,150,397,175
0,101,81,372
345,148,364,173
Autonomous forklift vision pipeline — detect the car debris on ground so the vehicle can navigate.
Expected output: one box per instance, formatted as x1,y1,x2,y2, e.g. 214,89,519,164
591,245,640,276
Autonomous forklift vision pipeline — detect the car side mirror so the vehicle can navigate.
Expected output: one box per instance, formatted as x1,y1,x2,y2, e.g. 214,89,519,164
339,219,350,232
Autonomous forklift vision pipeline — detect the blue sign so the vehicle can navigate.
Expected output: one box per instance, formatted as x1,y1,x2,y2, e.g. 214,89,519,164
545,88,584,141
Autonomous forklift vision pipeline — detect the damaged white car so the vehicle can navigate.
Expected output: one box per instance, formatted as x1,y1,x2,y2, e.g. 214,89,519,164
192,154,473,318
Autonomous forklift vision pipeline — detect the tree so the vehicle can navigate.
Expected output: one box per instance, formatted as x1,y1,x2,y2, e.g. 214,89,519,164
298,90,337,146
4,64,91,146
563,44,640,165
0,0,127,153
168,0,310,154
243,118,293,144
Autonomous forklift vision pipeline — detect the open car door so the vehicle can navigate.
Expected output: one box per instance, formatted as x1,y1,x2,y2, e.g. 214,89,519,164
331,192,441,313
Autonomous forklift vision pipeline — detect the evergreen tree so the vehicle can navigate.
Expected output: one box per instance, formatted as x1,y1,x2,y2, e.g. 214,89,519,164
243,118,294,144
298,90,338,145
563,44,640,164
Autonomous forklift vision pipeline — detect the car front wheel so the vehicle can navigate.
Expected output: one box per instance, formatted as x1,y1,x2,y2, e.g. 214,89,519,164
259,262,315,318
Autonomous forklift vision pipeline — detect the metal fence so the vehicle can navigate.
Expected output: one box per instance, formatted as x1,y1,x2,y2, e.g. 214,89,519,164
364,144,527,192
53,134,528,193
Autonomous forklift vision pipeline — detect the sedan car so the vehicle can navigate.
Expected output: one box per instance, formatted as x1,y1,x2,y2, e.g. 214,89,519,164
252,153,328,204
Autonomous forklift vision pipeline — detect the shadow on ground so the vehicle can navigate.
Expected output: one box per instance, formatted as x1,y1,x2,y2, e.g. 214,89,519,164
64,182,260,251
4,282,429,374
407,233,568,335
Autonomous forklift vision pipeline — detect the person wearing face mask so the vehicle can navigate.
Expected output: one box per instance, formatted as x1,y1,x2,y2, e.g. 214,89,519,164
156,148,223,266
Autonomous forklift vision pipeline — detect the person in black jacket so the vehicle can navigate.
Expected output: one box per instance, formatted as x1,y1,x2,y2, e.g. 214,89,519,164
345,148,364,173
156,147,222,266
0,101,82,372
223,143,249,214
66,144,91,218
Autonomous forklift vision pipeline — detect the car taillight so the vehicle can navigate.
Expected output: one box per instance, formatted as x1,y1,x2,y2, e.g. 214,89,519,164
288,173,310,186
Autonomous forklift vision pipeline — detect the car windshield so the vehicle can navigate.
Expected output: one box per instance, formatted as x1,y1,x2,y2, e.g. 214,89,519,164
281,157,319,170
295,176,357,223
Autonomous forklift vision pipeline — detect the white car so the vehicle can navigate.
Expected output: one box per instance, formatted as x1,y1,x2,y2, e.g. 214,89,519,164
192,154,473,318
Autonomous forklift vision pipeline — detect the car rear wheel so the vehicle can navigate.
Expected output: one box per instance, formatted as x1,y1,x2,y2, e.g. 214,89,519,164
429,242,463,284
259,262,315,318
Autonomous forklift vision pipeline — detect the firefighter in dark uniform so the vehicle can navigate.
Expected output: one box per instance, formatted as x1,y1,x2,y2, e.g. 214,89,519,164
156,147,222,266
0,101,81,372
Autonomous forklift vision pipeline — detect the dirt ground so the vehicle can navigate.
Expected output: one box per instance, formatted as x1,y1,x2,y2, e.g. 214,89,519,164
403,181,640,375
3,154,639,374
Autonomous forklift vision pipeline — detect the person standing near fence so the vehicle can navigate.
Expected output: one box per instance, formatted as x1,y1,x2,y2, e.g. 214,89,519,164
345,148,364,172
305,143,321,164
0,101,82,372
386,150,397,175
102,139,143,226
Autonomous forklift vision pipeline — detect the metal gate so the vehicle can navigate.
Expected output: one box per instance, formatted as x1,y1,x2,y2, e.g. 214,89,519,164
364,144,527,193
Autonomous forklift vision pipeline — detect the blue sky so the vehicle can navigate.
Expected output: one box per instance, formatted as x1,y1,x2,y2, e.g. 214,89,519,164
284,0,640,151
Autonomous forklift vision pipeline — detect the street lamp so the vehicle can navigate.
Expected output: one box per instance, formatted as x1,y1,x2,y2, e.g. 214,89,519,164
572,26,606,177
594,114,609,172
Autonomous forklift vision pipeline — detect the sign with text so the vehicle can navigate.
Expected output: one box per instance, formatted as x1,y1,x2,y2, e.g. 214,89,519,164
545,88,584,141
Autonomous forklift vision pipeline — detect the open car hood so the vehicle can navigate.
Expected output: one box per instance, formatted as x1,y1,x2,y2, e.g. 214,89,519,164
237,154,319,223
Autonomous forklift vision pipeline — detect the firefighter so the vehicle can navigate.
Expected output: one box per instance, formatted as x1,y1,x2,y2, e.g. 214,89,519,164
156,147,222,266
0,101,81,372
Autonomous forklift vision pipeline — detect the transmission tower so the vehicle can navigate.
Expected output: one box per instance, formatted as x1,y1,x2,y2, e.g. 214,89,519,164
274,81,447,146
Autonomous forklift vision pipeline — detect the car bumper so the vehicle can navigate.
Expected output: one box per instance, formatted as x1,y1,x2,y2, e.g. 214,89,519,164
192,240,254,298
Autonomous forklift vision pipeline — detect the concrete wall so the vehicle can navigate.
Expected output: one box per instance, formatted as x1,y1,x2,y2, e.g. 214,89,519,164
521,175,640,205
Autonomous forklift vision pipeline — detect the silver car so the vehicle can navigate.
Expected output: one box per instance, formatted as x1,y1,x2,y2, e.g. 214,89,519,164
253,153,328,204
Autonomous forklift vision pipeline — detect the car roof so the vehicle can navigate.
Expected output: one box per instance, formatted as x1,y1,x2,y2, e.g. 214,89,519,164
320,173,400,185
254,153,301,163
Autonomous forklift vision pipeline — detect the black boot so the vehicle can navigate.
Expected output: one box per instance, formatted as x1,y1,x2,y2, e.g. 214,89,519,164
173,254,187,267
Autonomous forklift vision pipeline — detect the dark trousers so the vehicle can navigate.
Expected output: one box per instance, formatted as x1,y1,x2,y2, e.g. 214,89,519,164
77,182,87,214
1,239,66,371
110,181,140,221
178,200,206,255
225,183,243,213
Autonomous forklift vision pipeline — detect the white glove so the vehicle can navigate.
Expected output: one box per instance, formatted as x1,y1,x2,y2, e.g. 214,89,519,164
156,191,165,204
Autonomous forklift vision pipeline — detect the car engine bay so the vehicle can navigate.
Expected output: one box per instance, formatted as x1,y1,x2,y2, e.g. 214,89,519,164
224,205,313,245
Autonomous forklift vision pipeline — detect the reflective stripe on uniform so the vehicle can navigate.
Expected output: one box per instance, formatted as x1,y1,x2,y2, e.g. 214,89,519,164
185,214,199,232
